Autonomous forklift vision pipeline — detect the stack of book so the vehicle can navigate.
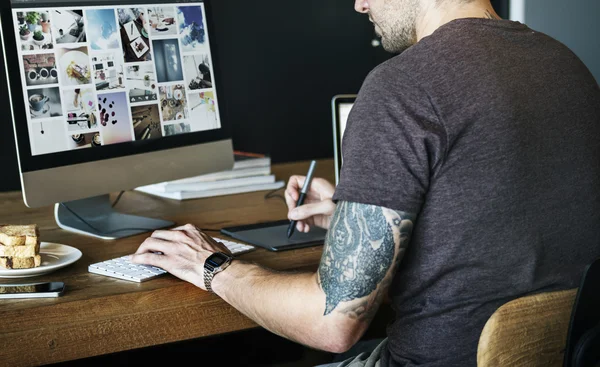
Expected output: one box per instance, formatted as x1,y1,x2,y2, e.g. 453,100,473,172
135,151,285,200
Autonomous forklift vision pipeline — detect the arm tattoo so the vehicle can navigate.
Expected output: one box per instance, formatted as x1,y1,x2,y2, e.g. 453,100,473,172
318,201,415,316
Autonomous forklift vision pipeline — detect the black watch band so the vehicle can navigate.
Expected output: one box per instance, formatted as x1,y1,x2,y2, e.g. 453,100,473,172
203,252,233,293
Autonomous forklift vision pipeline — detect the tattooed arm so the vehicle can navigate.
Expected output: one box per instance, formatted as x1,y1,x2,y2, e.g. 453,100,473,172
212,201,415,353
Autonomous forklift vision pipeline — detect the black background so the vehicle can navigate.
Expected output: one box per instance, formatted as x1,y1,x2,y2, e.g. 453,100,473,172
0,0,508,192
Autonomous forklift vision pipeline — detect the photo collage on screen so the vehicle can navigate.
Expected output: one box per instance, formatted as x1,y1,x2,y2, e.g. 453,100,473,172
12,3,221,156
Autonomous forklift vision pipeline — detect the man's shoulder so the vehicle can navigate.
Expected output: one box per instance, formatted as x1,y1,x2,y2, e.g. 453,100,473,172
362,44,441,93
379,19,532,77
372,32,457,83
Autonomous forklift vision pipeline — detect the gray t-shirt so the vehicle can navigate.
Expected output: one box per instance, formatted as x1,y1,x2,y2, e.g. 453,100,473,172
333,18,600,367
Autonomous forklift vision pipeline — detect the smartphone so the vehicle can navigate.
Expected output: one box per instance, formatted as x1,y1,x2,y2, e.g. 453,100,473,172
0,281,66,299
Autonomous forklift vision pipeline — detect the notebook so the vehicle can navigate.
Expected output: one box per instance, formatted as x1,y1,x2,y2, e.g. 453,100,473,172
331,94,357,185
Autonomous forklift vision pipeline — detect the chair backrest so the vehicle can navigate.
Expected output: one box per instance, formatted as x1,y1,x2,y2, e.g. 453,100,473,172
477,288,577,367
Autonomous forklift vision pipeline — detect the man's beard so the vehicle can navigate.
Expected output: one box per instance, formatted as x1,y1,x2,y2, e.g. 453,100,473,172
372,0,420,54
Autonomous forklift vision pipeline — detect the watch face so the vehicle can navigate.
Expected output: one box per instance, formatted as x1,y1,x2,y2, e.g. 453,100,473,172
206,252,229,268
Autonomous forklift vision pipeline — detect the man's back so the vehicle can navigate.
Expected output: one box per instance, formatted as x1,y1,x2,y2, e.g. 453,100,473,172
338,18,600,366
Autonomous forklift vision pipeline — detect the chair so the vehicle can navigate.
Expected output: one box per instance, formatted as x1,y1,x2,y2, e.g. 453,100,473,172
477,258,600,367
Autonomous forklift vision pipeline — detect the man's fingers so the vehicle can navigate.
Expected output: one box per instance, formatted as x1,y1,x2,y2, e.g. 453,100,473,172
130,251,165,267
289,201,334,220
171,223,199,232
285,175,306,208
288,175,306,190
134,237,173,256
285,188,298,209
311,178,336,198
151,228,192,244
296,221,305,233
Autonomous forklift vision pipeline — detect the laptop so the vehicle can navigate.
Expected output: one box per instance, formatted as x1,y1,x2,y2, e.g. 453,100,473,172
331,94,357,185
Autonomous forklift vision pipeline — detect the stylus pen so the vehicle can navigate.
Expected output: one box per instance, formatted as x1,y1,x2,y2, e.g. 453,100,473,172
287,160,318,238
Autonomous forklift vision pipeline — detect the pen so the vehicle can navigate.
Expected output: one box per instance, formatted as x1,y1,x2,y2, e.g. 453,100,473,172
287,160,318,238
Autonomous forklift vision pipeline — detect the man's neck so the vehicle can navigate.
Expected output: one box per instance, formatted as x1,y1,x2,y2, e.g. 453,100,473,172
416,1,501,42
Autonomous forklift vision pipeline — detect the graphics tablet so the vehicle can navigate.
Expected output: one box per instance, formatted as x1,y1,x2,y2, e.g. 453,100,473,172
220,220,327,252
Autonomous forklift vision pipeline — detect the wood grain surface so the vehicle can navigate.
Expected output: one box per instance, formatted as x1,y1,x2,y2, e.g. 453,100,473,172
0,159,334,367
477,288,577,367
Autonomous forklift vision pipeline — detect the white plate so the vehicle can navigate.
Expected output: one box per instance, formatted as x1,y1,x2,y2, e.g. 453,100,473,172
0,242,82,278
59,50,90,86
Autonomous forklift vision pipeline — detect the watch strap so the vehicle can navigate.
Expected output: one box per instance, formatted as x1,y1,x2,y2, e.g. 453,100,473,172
204,267,215,293
203,252,233,293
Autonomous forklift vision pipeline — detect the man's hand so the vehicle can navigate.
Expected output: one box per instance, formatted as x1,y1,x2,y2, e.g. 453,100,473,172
285,176,336,233
130,224,232,291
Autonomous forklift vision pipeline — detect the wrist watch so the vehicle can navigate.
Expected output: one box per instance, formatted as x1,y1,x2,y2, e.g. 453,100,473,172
203,252,234,293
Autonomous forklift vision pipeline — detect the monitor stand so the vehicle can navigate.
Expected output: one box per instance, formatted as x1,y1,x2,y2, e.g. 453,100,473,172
54,194,174,240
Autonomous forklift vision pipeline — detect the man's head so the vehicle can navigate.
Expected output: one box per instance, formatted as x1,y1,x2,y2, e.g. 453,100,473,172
355,0,490,54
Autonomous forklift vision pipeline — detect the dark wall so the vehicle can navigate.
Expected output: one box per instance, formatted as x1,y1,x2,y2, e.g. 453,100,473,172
0,0,509,192
208,0,390,163
491,0,510,19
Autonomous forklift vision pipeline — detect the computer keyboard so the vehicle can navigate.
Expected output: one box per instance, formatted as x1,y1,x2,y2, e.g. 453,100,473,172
88,237,254,282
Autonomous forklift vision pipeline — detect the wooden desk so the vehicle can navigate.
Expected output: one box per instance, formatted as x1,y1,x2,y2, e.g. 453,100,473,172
0,159,334,367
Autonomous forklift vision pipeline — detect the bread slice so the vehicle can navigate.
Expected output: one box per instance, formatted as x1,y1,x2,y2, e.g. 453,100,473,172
0,284,36,294
0,243,40,257
0,224,39,247
0,255,42,269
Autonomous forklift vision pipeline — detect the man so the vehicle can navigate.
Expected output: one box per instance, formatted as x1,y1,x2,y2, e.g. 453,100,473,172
198,61,212,88
132,0,600,365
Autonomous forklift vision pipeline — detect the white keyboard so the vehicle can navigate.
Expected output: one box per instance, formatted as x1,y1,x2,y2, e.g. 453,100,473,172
88,237,254,282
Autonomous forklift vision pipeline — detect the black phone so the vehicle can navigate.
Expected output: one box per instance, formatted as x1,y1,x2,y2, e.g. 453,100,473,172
220,220,327,252
0,281,65,299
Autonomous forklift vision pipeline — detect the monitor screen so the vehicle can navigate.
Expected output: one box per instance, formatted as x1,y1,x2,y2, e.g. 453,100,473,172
2,0,234,238
8,1,222,156
331,94,356,185
337,102,353,158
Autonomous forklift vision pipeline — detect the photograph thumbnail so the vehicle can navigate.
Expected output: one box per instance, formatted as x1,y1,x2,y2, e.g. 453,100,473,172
27,87,62,119
164,122,191,136
188,91,220,131
98,92,133,144
117,8,152,63
62,88,98,132
132,104,163,140
91,54,125,91
56,46,91,86
30,120,67,156
147,7,177,36
16,11,54,51
153,39,184,83
86,8,120,50
178,6,209,53
159,84,188,122
184,55,212,90
125,64,158,103
52,10,86,44
68,132,102,149
23,54,58,87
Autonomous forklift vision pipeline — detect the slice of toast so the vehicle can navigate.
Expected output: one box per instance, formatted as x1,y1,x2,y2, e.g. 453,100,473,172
0,224,39,247
0,243,40,257
0,255,42,269
0,284,36,294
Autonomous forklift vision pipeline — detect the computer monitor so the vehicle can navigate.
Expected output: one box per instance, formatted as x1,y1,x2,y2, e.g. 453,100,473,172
331,94,356,185
1,0,234,239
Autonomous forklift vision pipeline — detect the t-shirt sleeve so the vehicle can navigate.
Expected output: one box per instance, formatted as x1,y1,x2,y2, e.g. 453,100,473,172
332,63,446,214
